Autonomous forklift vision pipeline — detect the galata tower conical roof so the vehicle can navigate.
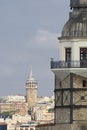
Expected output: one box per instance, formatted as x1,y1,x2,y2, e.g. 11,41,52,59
26,68,37,85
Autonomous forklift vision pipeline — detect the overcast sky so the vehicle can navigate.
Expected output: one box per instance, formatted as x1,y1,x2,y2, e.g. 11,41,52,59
0,0,70,97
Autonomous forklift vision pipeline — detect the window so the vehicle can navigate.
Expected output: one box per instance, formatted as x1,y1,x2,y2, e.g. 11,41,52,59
80,48,87,61
60,81,62,88
25,128,28,130
83,80,87,87
30,128,34,130
65,48,71,61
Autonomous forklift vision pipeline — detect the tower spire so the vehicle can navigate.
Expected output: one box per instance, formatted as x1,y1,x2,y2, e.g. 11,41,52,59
29,66,33,80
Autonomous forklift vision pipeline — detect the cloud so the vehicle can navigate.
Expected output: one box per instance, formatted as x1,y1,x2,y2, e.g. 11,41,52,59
0,0,69,97
0,29,60,96
25,30,60,96
27,30,59,50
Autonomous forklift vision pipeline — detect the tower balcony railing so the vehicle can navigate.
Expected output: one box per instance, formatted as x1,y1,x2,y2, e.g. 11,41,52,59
51,59,87,69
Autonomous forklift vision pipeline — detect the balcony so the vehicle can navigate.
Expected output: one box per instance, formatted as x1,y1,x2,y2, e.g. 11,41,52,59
51,59,87,69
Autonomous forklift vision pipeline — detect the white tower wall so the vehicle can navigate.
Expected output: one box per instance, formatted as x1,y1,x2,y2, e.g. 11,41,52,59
60,39,87,61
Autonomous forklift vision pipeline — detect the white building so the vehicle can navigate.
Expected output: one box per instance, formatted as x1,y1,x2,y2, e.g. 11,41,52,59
4,95,26,103
35,109,44,121
12,114,31,124
0,118,5,123
0,114,31,130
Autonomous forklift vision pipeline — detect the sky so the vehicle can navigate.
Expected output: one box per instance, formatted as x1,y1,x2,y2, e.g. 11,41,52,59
0,0,70,97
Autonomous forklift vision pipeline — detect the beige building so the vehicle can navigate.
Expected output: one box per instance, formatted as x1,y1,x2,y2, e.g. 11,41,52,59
26,69,37,108
0,103,15,113
0,102,28,115
35,103,54,124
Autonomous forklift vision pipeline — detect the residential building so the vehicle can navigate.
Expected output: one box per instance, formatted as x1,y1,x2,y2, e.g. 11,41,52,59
0,102,28,115
3,95,26,103
35,101,54,123
12,114,31,124
0,123,7,130
35,108,44,121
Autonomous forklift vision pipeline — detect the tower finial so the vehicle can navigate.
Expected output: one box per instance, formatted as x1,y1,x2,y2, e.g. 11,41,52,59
28,66,35,81
29,66,33,79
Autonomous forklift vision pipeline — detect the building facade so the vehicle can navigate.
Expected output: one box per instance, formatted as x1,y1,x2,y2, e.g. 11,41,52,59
0,102,28,115
0,123,7,130
16,124,35,130
26,69,37,108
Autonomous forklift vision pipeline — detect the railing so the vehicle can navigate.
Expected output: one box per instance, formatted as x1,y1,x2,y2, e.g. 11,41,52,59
51,59,87,69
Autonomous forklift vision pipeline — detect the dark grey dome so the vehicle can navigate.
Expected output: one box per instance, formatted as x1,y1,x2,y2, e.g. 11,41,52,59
70,0,87,8
61,10,87,38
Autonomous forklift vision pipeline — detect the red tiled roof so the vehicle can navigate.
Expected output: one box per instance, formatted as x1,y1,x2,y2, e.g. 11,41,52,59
36,123,54,127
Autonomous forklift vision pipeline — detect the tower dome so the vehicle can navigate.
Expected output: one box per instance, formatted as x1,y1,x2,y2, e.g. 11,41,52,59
70,0,87,8
61,11,87,38
60,0,87,39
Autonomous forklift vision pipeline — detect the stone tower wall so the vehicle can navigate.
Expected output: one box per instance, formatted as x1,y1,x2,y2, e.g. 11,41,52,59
54,73,87,130
73,74,87,121
55,108,70,124
73,74,87,88
55,75,70,89
55,74,71,124
26,85,37,108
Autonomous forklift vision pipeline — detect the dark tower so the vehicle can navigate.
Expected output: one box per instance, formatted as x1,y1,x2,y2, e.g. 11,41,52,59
51,0,87,130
